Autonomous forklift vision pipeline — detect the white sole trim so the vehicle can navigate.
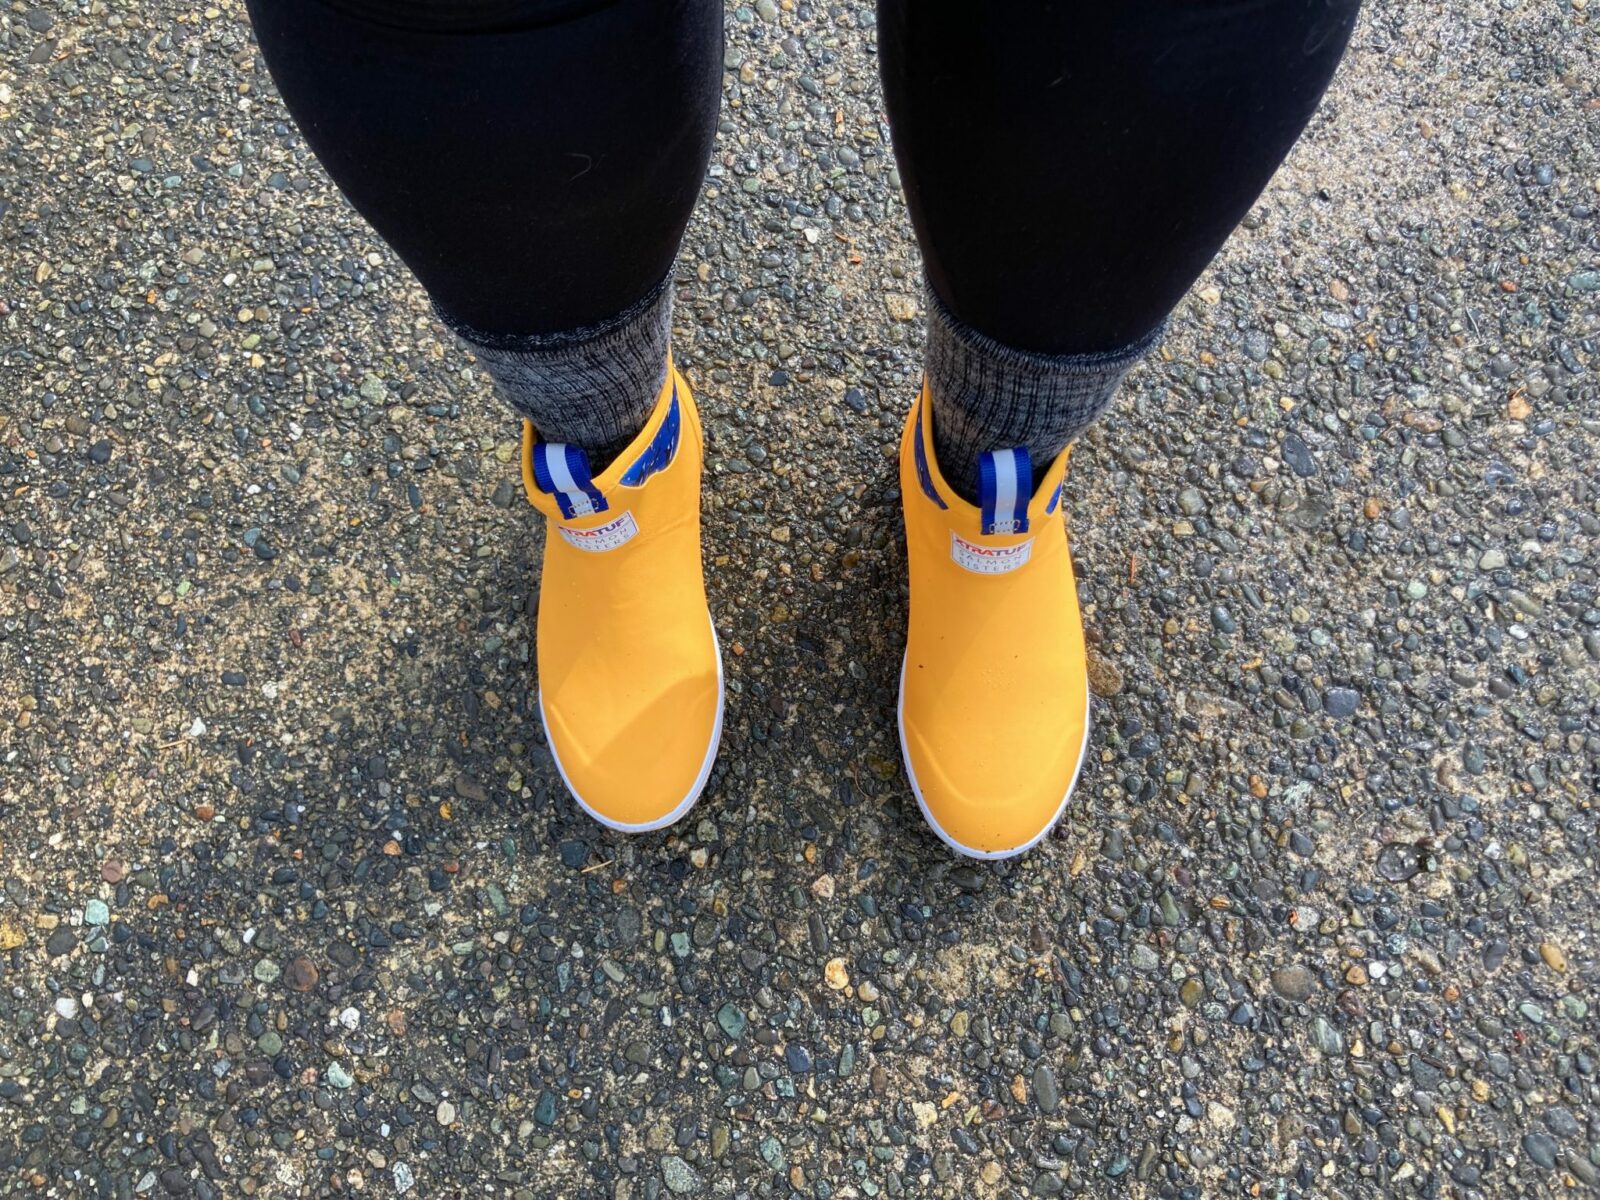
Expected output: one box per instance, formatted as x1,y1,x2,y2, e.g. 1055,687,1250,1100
539,616,725,834
897,653,1092,861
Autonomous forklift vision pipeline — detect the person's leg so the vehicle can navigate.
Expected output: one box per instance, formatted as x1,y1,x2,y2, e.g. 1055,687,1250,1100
883,0,1361,859
246,0,728,832
245,0,722,466
879,0,1362,498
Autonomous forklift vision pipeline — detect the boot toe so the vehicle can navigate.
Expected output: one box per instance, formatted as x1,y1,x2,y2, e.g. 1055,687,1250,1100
898,661,1088,859
541,661,722,832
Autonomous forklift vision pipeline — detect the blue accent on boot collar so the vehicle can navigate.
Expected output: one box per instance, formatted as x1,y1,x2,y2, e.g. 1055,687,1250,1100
913,397,949,510
619,385,681,488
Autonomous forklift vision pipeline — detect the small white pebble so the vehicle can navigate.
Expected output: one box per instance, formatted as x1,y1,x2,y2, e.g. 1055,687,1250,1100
55,997,80,1019
339,1007,361,1031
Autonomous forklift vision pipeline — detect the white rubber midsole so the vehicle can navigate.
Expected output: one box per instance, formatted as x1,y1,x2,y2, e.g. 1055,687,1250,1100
896,653,1092,860
539,615,725,834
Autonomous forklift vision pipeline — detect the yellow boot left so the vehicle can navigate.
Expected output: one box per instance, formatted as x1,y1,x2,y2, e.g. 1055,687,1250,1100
521,363,722,832
897,383,1090,858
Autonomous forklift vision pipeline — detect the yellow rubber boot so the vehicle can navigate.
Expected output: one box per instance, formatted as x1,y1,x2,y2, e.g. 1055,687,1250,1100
897,383,1090,858
521,362,722,832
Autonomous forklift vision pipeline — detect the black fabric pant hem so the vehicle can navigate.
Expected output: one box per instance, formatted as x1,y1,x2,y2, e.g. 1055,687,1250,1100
433,271,673,354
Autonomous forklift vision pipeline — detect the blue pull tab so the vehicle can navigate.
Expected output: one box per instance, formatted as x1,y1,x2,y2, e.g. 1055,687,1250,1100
978,447,1031,536
531,441,608,520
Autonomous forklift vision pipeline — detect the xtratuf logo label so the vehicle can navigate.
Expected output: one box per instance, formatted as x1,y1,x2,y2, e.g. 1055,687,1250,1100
558,511,639,553
951,532,1033,575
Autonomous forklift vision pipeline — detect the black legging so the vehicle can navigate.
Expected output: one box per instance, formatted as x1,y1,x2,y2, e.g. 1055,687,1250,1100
245,0,1359,354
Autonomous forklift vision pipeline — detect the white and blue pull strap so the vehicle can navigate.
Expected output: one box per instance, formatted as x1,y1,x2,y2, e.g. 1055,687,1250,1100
531,442,608,520
978,447,1031,535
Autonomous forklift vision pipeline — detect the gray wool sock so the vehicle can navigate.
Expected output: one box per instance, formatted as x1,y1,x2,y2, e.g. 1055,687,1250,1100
924,286,1164,503
438,274,673,469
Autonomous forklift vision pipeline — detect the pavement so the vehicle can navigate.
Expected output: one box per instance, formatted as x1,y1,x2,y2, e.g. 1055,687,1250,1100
1,0,1598,1197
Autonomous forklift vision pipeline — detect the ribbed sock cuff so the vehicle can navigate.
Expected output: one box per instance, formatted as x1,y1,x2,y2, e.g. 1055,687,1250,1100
924,286,1164,502
438,274,673,468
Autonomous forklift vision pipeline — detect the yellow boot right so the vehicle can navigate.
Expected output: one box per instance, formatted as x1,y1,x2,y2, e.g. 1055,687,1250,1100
896,384,1091,858
521,362,722,832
